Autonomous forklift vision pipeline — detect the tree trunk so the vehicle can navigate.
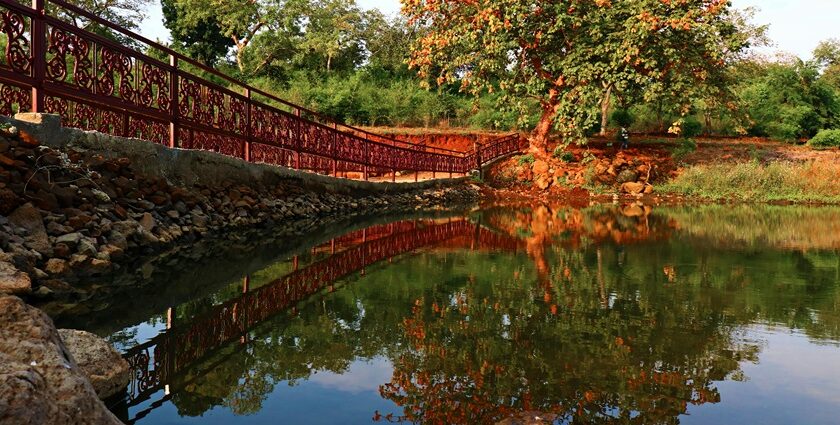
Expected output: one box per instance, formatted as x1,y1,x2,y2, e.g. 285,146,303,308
530,107,554,154
327,54,332,72
657,101,664,134
599,85,612,137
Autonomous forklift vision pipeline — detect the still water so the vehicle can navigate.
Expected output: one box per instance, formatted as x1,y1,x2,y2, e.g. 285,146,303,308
55,204,840,424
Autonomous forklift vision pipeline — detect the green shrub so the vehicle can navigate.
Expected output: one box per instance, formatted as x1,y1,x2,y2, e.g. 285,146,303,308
808,129,840,149
671,138,697,160
517,154,535,165
553,146,575,162
610,109,634,128
681,118,703,138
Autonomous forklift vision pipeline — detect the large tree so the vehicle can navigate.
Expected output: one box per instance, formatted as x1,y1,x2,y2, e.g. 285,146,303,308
402,0,753,153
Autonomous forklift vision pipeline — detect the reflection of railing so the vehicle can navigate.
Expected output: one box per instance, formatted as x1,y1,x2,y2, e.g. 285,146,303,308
0,0,523,179
122,219,523,414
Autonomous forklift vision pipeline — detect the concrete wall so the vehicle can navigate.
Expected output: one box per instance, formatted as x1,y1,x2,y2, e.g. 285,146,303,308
3,113,469,195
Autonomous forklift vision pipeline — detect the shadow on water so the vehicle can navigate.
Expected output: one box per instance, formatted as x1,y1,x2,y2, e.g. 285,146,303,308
65,203,840,425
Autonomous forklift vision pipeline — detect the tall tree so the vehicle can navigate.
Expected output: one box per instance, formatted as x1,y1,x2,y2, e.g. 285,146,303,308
403,0,753,153
161,0,234,65
50,0,152,46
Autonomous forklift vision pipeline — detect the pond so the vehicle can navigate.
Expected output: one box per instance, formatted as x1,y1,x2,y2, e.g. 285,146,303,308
54,203,840,425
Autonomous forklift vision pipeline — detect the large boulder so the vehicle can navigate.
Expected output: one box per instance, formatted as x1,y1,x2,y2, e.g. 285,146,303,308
57,329,130,400
621,182,646,195
8,203,51,256
0,261,31,295
616,168,640,184
0,296,122,425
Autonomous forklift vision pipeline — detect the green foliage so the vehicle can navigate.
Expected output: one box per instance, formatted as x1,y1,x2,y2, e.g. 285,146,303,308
681,117,703,138
671,138,698,161
553,147,575,163
517,154,535,166
738,60,839,141
610,109,634,128
808,129,840,149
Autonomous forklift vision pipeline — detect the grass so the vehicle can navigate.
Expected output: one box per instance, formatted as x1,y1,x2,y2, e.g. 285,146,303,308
661,159,840,203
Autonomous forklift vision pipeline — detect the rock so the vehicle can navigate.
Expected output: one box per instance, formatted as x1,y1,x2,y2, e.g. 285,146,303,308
0,261,31,295
532,160,549,176
616,169,640,184
68,254,89,268
56,329,130,400
138,212,155,231
44,258,69,276
0,153,15,166
8,203,50,256
91,189,110,203
0,188,21,215
135,199,155,211
55,232,83,247
76,238,98,257
53,243,71,259
166,210,180,219
0,296,122,424
113,204,128,220
621,182,646,194
137,229,159,244
98,244,124,261
535,176,553,191
86,258,111,274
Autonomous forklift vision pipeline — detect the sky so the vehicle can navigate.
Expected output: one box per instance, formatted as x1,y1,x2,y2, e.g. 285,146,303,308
139,0,839,60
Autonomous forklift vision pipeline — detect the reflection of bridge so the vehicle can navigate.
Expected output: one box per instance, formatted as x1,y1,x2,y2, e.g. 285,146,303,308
121,219,523,419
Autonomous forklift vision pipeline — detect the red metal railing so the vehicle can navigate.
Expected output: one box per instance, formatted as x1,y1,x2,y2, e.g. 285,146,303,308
0,0,523,179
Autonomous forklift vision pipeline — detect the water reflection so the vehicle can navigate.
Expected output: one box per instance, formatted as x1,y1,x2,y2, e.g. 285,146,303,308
92,203,840,424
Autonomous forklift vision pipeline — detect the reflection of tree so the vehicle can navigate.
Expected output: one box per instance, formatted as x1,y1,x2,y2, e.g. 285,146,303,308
377,248,761,424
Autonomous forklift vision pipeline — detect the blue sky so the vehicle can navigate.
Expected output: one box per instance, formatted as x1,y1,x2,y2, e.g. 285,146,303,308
139,0,839,60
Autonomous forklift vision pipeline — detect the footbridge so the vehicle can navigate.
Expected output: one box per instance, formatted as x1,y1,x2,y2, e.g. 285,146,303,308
0,0,525,181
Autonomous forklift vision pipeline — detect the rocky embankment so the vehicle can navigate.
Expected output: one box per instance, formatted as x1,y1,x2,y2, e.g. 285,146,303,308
0,122,480,300
489,150,659,195
0,115,480,424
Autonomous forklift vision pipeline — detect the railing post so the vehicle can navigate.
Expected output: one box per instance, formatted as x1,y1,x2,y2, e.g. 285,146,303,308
474,141,482,179
30,0,46,113
363,136,369,181
168,54,179,149
294,108,301,170
244,88,251,162
332,122,337,178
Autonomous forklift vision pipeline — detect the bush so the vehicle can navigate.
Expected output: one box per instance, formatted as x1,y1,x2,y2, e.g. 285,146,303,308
681,118,703,138
611,109,634,128
553,146,575,162
808,129,840,149
517,154,535,165
671,138,697,160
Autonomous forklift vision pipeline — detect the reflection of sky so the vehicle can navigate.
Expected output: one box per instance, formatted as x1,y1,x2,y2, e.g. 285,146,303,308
132,357,401,425
682,325,840,425
309,357,393,394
